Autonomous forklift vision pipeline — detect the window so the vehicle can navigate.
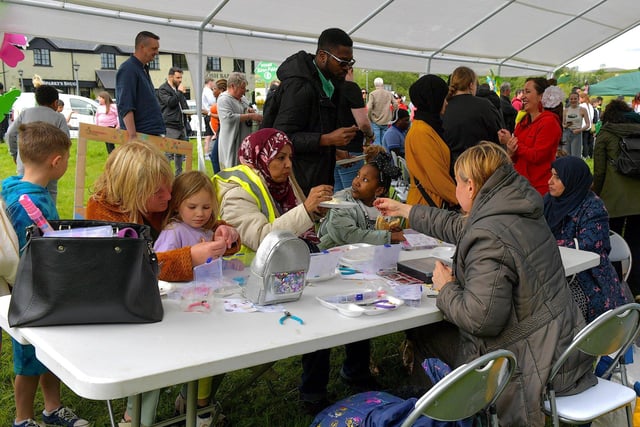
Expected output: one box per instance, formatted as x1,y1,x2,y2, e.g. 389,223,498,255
148,57,160,70
207,56,221,72
233,59,245,73
33,48,51,66
101,53,116,69
172,54,189,70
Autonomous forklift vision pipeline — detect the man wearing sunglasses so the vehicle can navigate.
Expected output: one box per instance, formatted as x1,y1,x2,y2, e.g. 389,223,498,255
262,27,359,196
262,28,375,414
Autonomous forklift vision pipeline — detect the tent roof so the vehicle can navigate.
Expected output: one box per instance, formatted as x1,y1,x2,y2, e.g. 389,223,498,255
589,71,640,96
2,0,639,77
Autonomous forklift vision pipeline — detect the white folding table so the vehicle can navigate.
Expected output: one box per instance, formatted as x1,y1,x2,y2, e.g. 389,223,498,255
0,245,599,427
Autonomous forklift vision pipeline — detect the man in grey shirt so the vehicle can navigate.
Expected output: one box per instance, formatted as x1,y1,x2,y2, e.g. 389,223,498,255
7,85,69,204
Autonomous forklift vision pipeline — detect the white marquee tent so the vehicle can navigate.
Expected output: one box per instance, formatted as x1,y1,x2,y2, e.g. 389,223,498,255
2,0,638,166
2,0,639,77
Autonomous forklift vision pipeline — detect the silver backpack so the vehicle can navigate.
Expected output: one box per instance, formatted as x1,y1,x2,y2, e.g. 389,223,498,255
243,230,310,305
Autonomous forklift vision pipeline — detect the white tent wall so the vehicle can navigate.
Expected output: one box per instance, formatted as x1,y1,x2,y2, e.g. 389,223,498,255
2,0,639,77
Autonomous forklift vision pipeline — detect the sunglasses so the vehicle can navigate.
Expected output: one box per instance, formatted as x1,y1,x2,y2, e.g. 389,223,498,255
321,49,356,68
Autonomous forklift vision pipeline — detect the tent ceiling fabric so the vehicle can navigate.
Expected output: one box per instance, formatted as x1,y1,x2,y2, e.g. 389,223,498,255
1,0,639,76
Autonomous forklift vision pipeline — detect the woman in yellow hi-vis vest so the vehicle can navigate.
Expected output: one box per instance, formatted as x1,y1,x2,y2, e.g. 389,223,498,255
215,127,376,413
214,128,330,256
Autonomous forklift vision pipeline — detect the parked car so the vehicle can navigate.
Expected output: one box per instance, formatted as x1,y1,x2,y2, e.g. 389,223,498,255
186,99,204,136
10,92,99,138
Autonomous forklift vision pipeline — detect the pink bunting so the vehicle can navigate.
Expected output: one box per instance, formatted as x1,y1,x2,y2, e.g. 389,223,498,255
0,33,28,68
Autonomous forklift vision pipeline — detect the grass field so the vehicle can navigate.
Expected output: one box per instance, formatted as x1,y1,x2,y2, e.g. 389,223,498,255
0,140,410,426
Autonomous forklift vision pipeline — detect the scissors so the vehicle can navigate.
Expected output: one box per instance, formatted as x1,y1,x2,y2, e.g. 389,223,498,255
279,310,304,325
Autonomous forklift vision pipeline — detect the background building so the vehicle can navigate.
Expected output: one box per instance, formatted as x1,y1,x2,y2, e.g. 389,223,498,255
2,37,257,102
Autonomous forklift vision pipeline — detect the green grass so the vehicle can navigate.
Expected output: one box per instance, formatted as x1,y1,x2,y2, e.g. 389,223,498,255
0,141,410,426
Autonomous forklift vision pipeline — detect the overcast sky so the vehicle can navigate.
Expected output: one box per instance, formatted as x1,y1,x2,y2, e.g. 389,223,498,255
568,25,640,71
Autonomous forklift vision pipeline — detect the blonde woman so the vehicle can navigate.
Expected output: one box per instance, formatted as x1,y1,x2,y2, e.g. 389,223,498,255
375,142,595,426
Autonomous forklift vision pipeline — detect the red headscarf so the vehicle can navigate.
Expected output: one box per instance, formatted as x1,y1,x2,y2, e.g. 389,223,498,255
238,128,298,214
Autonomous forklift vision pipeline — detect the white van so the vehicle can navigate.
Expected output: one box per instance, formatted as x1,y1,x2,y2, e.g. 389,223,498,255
10,92,99,138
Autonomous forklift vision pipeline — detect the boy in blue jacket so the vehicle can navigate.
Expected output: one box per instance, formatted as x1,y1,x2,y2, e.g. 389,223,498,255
1,121,88,427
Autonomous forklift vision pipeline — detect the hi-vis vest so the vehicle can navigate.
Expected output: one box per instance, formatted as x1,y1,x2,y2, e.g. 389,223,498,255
214,165,279,259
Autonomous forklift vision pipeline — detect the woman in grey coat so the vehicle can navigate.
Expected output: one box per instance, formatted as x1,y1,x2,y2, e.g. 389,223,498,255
375,142,595,426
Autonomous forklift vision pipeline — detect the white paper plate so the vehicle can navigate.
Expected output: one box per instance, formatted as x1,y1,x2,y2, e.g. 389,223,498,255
335,154,366,166
158,280,174,296
319,199,358,209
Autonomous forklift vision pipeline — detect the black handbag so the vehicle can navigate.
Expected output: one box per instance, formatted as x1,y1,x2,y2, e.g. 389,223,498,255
8,220,163,327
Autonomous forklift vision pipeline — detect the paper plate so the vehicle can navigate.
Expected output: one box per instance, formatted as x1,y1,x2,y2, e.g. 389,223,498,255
319,199,358,209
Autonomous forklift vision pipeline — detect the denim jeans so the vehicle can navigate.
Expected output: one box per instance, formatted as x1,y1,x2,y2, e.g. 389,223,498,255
333,152,364,192
371,122,389,146
563,129,583,157
209,138,221,174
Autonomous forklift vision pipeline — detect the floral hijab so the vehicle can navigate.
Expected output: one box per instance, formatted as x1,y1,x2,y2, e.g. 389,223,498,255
238,128,298,214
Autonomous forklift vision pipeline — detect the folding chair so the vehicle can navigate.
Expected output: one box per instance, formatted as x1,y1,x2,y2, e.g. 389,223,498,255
400,349,517,427
543,303,640,427
609,231,632,282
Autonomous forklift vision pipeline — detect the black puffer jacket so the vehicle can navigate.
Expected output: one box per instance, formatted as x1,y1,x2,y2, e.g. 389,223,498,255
409,164,596,426
263,51,338,195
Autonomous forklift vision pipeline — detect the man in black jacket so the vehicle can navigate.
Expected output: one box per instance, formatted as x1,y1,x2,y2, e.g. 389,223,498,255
157,67,189,175
499,82,517,133
262,28,358,195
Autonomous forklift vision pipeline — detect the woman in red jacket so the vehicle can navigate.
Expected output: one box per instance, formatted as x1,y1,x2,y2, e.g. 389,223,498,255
498,78,562,195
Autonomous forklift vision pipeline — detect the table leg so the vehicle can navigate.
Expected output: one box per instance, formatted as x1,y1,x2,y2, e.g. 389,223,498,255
186,380,198,427
131,394,142,427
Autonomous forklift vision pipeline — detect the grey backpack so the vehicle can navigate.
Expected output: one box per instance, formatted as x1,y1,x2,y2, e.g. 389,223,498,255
243,230,310,305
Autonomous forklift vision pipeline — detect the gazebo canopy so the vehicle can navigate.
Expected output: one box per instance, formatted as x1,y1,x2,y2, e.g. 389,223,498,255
1,0,639,77
589,72,640,96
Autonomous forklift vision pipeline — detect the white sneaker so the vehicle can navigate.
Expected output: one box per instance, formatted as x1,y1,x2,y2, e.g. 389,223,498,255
196,415,212,427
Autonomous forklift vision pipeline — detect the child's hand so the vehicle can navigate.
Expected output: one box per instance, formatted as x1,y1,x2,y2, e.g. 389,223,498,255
190,240,228,266
215,225,239,249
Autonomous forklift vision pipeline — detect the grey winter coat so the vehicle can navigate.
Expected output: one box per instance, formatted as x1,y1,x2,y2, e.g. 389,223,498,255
408,164,596,426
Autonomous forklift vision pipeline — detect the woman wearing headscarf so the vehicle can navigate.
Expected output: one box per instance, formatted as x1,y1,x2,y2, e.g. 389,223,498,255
215,127,331,253
216,129,375,412
405,75,457,209
544,156,628,322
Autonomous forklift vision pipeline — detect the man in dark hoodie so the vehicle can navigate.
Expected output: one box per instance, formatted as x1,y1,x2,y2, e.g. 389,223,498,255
262,27,358,195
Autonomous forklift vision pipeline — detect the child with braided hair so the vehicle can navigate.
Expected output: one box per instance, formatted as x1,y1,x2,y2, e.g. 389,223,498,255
318,147,405,249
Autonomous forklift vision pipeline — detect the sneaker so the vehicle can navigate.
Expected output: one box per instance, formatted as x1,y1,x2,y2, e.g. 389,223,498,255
196,415,213,427
13,419,41,427
42,407,89,427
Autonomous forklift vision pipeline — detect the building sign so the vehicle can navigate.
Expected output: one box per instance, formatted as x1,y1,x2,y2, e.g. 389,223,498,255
43,80,77,87
254,62,278,82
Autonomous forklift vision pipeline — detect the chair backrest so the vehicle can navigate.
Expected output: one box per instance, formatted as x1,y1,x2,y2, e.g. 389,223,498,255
397,156,410,187
609,231,632,282
400,349,517,427
548,303,640,383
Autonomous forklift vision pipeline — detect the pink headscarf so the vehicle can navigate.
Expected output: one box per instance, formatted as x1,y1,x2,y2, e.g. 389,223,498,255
238,128,297,214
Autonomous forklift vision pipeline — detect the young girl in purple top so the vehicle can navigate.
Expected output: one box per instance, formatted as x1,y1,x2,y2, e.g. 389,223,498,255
154,171,238,253
154,170,240,425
